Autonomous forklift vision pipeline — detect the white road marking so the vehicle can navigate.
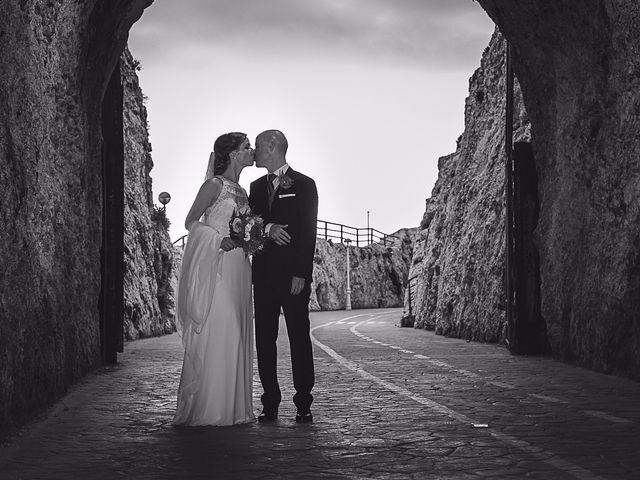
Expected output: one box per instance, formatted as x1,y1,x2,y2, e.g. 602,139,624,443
311,318,606,480
353,321,480,380
341,312,633,428
529,393,568,404
488,381,516,389
584,410,633,424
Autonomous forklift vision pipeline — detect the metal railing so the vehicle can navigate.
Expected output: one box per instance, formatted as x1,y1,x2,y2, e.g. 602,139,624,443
316,219,397,247
173,234,188,249
399,273,420,327
172,220,397,249
405,273,420,318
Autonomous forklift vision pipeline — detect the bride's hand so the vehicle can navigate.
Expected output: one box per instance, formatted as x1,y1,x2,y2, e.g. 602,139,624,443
220,237,237,252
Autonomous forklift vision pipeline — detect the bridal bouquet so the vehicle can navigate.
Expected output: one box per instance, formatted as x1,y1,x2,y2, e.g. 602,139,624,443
229,208,266,255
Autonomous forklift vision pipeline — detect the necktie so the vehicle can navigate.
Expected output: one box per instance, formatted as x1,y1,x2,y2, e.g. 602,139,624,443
267,173,277,207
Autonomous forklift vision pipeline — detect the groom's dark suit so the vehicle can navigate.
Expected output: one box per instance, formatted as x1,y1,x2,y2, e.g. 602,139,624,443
249,167,318,414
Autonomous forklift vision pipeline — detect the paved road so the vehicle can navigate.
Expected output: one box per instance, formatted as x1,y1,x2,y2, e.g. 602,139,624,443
1,308,639,479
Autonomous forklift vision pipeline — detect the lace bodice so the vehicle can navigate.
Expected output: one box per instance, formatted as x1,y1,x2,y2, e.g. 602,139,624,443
203,176,249,236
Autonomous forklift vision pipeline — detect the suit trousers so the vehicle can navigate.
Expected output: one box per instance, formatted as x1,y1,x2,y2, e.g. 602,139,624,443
253,276,315,413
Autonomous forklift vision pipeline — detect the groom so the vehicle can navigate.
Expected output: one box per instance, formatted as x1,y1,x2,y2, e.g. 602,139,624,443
249,130,318,423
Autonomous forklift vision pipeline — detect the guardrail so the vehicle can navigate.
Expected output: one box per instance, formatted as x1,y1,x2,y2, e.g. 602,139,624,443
405,273,420,318
400,273,420,327
172,219,397,249
316,220,397,247
173,234,188,249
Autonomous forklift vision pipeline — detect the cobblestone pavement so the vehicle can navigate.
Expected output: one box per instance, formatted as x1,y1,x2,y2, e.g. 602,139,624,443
1,309,640,479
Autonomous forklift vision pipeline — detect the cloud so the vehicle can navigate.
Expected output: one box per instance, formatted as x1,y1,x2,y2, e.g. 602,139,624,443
132,0,494,70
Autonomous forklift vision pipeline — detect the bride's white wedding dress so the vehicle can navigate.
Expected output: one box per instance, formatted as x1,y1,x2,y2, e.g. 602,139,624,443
173,176,255,426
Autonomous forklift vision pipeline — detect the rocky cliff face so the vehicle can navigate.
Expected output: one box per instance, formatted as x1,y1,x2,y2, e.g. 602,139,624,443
122,48,175,340
477,1,640,379
0,0,150,440
310,229,416,311
408,30,529,342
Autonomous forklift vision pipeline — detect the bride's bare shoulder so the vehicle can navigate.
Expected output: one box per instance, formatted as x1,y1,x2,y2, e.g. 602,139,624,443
200,177,223,194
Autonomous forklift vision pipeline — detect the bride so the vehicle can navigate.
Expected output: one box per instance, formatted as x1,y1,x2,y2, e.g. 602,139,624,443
173,132,256,426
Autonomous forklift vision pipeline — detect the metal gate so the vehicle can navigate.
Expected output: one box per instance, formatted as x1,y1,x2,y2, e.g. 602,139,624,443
505,42,548,355
99,60,125,364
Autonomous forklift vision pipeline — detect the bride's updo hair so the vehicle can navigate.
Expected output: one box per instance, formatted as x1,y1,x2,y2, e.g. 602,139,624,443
212,132,247,176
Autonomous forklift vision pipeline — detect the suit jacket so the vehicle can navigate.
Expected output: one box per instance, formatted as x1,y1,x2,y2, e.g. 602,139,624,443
249,168,318,284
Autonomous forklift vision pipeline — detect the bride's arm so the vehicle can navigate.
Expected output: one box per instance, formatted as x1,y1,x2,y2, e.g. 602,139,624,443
184,179,222,231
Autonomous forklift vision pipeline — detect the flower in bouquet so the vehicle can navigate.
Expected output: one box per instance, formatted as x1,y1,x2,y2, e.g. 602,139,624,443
232,217,243,234
229,208,266,255
244,220,254,241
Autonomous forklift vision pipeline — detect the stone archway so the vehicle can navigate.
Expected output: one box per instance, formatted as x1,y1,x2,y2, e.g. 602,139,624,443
1,0,638,439
121,0,640,378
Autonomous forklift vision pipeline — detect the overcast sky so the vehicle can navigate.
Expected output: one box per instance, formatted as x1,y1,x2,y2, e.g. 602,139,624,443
128,0,494,240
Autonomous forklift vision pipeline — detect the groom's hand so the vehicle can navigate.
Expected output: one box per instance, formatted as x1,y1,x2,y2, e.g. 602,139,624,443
269,224,291,246
290,276,305,295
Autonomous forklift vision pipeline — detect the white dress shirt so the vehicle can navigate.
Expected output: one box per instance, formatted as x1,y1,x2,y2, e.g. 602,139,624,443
265,164,290,235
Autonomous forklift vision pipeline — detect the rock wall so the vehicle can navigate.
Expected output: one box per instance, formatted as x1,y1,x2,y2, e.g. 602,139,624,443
408,30,529,342
122,48,175,340
0,0,150,440
478,1,640,379
310,229,416,311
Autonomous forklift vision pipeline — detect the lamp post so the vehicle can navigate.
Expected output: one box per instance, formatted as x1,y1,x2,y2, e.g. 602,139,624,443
345,238,352,311
158,191,171,211
367,210,371,245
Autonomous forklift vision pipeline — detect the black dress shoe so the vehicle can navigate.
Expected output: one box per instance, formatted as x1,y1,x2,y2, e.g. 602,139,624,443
295,411,313,423
258,409,278,423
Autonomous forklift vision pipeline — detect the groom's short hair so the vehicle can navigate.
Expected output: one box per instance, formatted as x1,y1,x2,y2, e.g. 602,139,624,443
259,129,288,155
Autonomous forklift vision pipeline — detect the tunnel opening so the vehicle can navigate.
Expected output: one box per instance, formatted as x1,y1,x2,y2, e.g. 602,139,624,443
11,0,640,442
118,2,546,357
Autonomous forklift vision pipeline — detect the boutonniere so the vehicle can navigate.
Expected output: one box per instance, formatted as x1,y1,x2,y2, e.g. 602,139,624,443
278,172,294,189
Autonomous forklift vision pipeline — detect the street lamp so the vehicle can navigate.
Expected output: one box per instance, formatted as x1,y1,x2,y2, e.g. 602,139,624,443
344,238,352,311
158,191,171,211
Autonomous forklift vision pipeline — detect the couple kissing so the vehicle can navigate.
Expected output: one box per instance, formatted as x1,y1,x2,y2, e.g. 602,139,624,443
173,129,318,426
